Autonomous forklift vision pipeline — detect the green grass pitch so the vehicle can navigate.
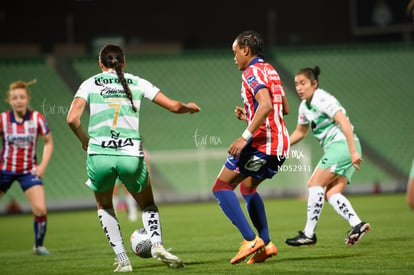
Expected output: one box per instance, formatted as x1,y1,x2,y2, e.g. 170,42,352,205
1,194,413,274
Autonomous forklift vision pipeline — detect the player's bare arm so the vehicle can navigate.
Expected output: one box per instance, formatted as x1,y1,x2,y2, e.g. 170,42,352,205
246,87,273,134
153,92,200,114
334,110,362,170
282,95,289,115
227,88,272,158
34,132,53,178
67,97,90,151
289,124,309,146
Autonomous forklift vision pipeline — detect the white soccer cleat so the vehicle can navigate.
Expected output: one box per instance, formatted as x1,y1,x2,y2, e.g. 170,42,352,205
113,259,133,272
151,245,184,268
33,246,50,256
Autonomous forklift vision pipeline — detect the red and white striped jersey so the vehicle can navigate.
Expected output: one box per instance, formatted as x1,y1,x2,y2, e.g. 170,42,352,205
241,57,290,156
0,110,50,174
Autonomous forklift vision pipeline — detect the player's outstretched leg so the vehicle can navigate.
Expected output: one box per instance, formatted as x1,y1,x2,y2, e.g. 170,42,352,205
141,206,184,268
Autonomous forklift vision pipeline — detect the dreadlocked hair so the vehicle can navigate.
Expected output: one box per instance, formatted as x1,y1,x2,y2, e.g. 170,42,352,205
99,44,137,112
235,30,264,58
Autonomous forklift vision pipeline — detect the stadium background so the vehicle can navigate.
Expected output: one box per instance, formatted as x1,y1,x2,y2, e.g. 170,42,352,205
0,0,413,213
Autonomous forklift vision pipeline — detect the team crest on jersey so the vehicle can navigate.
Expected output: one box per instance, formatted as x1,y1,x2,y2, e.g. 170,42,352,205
27,121,36,134
247,75,257,85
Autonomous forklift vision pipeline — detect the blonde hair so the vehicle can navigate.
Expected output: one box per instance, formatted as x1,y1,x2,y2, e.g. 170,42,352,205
6,79,37,102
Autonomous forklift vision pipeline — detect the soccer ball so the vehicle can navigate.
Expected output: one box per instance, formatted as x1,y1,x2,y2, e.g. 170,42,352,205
130,227,152,258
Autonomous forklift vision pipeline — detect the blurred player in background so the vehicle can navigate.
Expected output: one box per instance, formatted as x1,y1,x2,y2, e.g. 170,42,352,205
212,30,290,265
404,0,414,211
407,158,414,209
113,179,138,221
408,0,414,20
285,66,370,247
67,44,200,272
0,80,54,255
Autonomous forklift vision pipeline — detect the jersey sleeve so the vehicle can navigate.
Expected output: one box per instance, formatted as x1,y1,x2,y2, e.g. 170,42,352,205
74,78,91,102
139,78,160,101
297,101,309,125
318,92,343,118
35,111,51,136
243,68,266,96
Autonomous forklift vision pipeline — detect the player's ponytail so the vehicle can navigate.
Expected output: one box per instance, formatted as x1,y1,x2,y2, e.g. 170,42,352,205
99,44,137,112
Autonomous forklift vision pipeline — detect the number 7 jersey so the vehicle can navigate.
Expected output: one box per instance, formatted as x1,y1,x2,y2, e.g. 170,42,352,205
74,71,159,157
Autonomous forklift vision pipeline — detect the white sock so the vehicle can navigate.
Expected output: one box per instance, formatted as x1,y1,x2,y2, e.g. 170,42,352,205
328,193,362,227
97,209,128,259
304,186,325,238
142,207,163,247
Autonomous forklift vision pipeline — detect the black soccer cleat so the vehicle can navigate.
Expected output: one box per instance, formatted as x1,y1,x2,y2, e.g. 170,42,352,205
285,231,317,247
345,222,371,246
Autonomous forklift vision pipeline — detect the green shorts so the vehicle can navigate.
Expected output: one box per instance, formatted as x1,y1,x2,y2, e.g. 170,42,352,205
86,154,148,192
317,139,362,183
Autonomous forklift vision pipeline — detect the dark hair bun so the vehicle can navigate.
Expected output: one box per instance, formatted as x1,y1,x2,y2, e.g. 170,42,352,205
312,66,321,77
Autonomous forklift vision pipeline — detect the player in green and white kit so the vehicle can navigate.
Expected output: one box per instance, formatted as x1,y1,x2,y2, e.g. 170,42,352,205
285,66,371,247
67,44,200,272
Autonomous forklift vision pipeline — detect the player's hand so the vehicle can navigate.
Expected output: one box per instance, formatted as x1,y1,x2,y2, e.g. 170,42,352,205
227,137,247,158
235,106,246,120
351,151,362,170
33,165,46,178
186,102,201,114
82,142,88,151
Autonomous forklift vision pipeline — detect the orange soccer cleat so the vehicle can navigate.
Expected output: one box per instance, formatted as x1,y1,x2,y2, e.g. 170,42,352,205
230,236,265,264
247,241,277,264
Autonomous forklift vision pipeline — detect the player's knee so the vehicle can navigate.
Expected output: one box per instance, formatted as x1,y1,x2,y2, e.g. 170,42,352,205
212,178,234,192
307,177,321,188
32,205,47,217
239,183,257,195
